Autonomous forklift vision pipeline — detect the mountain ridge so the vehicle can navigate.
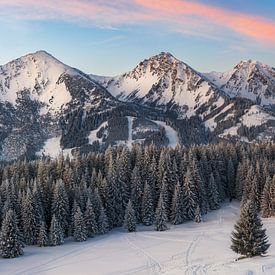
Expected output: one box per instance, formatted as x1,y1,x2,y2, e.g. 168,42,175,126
0,50,274,161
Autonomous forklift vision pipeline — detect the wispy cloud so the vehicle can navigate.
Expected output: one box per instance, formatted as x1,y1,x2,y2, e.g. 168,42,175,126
1,0,275,45
88,35,125,46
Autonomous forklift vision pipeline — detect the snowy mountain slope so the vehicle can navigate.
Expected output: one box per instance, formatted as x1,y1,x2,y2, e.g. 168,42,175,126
0,50,116,115
0,51,75,114
93,52,226,119
0,51,120,161
2,202,275,275
204,60,275,106
91,53,275,143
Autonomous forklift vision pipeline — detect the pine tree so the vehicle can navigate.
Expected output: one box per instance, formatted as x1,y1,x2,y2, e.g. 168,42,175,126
231,200,270,258
227,158,235,200
261,176,273,218
73,206,88,242
49,214,64,246
141,183,154,226
123,200,136,232
155,194,168,231
183,169,198,220
0,209,23,258
194,205,202,223
37,221,48,247
22,188,41,245
98,206,109,234
208,173,220,210
84,198,98,237
51,180,69,236
130,165,143,223
171,182,185,225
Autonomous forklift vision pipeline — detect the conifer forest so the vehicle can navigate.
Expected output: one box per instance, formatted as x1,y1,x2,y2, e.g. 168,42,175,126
0,142,274,259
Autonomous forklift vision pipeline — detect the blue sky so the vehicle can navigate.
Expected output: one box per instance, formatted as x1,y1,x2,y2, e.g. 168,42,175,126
0,0,275,76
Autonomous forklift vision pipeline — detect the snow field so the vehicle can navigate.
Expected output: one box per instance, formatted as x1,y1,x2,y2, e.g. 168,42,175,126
2,202,275,274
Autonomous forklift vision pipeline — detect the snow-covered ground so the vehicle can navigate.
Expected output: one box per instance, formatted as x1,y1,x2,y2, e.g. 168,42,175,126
2,201,275,275
36,136,73,159
88,122,108,145
154,121,179,148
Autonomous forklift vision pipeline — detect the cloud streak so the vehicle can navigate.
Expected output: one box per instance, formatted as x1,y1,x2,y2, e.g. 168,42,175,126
1,0,275,45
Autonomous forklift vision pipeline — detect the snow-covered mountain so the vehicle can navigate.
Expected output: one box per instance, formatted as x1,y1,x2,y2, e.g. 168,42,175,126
91,53,275,144
0,51,274,161
94,52,226,119
204,60,275,107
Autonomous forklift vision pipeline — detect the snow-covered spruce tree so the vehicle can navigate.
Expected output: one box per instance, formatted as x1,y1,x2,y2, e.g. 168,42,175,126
171,182,185,225
51,180,69,236
0,209,23,258
194,205,202,223
37,221,48,247
123,200,136,232
141,182,155,226
160,171,169,214
261,176,273,218
22,188,41,245
155,194,168,231
117,147,131,210
98,205,109,235
227,158,235,200
231,200,270,258
208,173,220,210
49,214,64,246
84,198,98,237
130,165,143,223
73,206,87,242
183,168,198,220
69,200,79,236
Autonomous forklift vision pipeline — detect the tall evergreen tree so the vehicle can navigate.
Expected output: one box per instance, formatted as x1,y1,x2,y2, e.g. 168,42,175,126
37,221,48,247
231,200,270,258
98,206,109,235
123,200,136,232
183,169,198,220
22,188,41,245
155,194,168,231
84,198,98,237
0,209,23,258
73,206,88,242
171,182,185,224
51,180,69,236
141,183,155,226
194,205,202,223
49,214,64,246
208,173,220,210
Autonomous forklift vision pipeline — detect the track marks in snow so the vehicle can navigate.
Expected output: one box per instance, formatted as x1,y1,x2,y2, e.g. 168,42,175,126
124,235,163,274
127,116,134,149
184,233,205,275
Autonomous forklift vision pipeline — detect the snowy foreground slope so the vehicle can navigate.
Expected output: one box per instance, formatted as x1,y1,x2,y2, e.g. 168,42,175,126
1,202,275,275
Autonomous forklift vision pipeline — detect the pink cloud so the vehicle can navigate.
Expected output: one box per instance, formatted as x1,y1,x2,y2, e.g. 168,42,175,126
1,0,275,44
135,0,275,44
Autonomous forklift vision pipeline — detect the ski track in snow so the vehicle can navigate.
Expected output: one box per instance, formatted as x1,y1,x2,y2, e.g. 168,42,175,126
127,116,133,148
124,235,162,275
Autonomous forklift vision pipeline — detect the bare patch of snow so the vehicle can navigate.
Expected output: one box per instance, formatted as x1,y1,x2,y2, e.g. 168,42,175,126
88,121,108,145
241,105,275,127
154,121,179,148
36,136,72,159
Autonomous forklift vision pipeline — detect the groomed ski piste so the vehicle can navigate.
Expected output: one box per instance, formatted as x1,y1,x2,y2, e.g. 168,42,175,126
1,201,275,275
